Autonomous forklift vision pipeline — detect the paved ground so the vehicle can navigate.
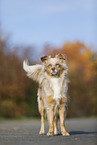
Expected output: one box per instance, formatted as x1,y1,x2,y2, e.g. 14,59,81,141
0,118,97,145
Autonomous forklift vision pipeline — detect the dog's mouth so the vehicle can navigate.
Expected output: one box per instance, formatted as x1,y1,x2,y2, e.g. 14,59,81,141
50,70,60,77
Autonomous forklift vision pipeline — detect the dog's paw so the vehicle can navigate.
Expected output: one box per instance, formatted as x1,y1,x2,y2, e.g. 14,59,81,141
39,130,45,135
47,132,53,136
62,131,70,136
54,130,59,135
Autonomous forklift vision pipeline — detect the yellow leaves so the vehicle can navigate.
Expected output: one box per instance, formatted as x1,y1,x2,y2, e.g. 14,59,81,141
61,42,95,81
43,41,97,117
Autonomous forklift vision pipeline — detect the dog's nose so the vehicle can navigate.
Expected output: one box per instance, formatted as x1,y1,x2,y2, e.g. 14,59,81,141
51,67,55,71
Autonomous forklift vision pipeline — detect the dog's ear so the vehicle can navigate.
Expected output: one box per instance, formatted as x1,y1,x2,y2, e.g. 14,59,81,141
56,54,66,62
41,56,50,63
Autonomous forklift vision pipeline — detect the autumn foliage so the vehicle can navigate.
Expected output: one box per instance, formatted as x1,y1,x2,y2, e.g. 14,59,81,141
43,43,97,117
0,29,97,118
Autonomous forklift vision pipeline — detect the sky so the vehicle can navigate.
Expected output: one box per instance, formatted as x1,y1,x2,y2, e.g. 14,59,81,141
0,0,97,52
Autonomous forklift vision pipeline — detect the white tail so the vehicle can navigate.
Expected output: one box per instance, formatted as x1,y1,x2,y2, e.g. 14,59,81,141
23,60,43,83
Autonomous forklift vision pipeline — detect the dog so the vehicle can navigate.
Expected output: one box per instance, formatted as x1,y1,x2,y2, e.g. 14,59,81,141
23,54,70,136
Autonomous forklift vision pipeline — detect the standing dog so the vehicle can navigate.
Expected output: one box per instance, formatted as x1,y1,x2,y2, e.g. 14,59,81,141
23,54,69,136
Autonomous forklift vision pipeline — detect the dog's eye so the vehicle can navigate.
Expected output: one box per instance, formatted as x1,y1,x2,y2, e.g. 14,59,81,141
56,64,60,68
48,64,52,68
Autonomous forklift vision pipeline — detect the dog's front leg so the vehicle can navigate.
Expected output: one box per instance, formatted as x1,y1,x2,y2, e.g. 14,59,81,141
59,105,70,136
47,106,54,136
54,114,59,135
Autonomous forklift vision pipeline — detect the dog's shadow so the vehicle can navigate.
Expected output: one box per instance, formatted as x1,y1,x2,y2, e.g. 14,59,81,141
69,131,97,135
43,131,97,136
53,131,97,136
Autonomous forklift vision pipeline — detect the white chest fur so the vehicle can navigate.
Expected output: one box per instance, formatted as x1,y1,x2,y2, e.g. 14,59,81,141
50,77,63,100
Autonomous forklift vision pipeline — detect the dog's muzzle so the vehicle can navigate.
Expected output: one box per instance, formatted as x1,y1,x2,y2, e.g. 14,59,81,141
51,67,59,77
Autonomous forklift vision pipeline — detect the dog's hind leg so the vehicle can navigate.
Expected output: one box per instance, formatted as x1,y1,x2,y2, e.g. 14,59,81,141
59,104,70,136
47,106,54,136
38,95,45,135
54,114,59,135
47,96,56,136
39,102,45,135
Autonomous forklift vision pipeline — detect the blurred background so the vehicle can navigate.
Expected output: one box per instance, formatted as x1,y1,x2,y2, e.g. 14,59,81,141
0,0,97,119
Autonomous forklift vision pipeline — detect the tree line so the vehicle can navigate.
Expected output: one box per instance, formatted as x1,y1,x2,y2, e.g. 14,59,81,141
0,28,97,118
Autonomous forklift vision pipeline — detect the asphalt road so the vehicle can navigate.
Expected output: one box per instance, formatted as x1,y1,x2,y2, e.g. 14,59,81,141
0,118,97,145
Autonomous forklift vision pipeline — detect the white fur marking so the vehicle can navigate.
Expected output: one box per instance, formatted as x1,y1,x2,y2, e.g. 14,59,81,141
50,78,62,100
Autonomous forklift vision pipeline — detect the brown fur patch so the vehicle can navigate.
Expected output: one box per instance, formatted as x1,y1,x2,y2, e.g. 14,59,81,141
60,96,66,104
46,66,52,77
56,54,66,61
47,96,56,105
41,56,50,63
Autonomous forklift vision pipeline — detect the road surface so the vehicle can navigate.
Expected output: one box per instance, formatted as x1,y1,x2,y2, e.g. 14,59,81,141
0,118,97,145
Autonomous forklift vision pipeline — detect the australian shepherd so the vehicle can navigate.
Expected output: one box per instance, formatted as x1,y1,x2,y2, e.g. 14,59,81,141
23,54,69,136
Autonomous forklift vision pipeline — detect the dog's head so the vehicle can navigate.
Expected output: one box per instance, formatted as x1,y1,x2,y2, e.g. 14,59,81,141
41,54,68,78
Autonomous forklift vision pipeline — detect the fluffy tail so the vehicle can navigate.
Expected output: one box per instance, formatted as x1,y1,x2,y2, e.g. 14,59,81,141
23,60,44,83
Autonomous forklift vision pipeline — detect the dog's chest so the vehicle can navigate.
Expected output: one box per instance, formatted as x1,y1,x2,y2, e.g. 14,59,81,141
50,78,63,100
